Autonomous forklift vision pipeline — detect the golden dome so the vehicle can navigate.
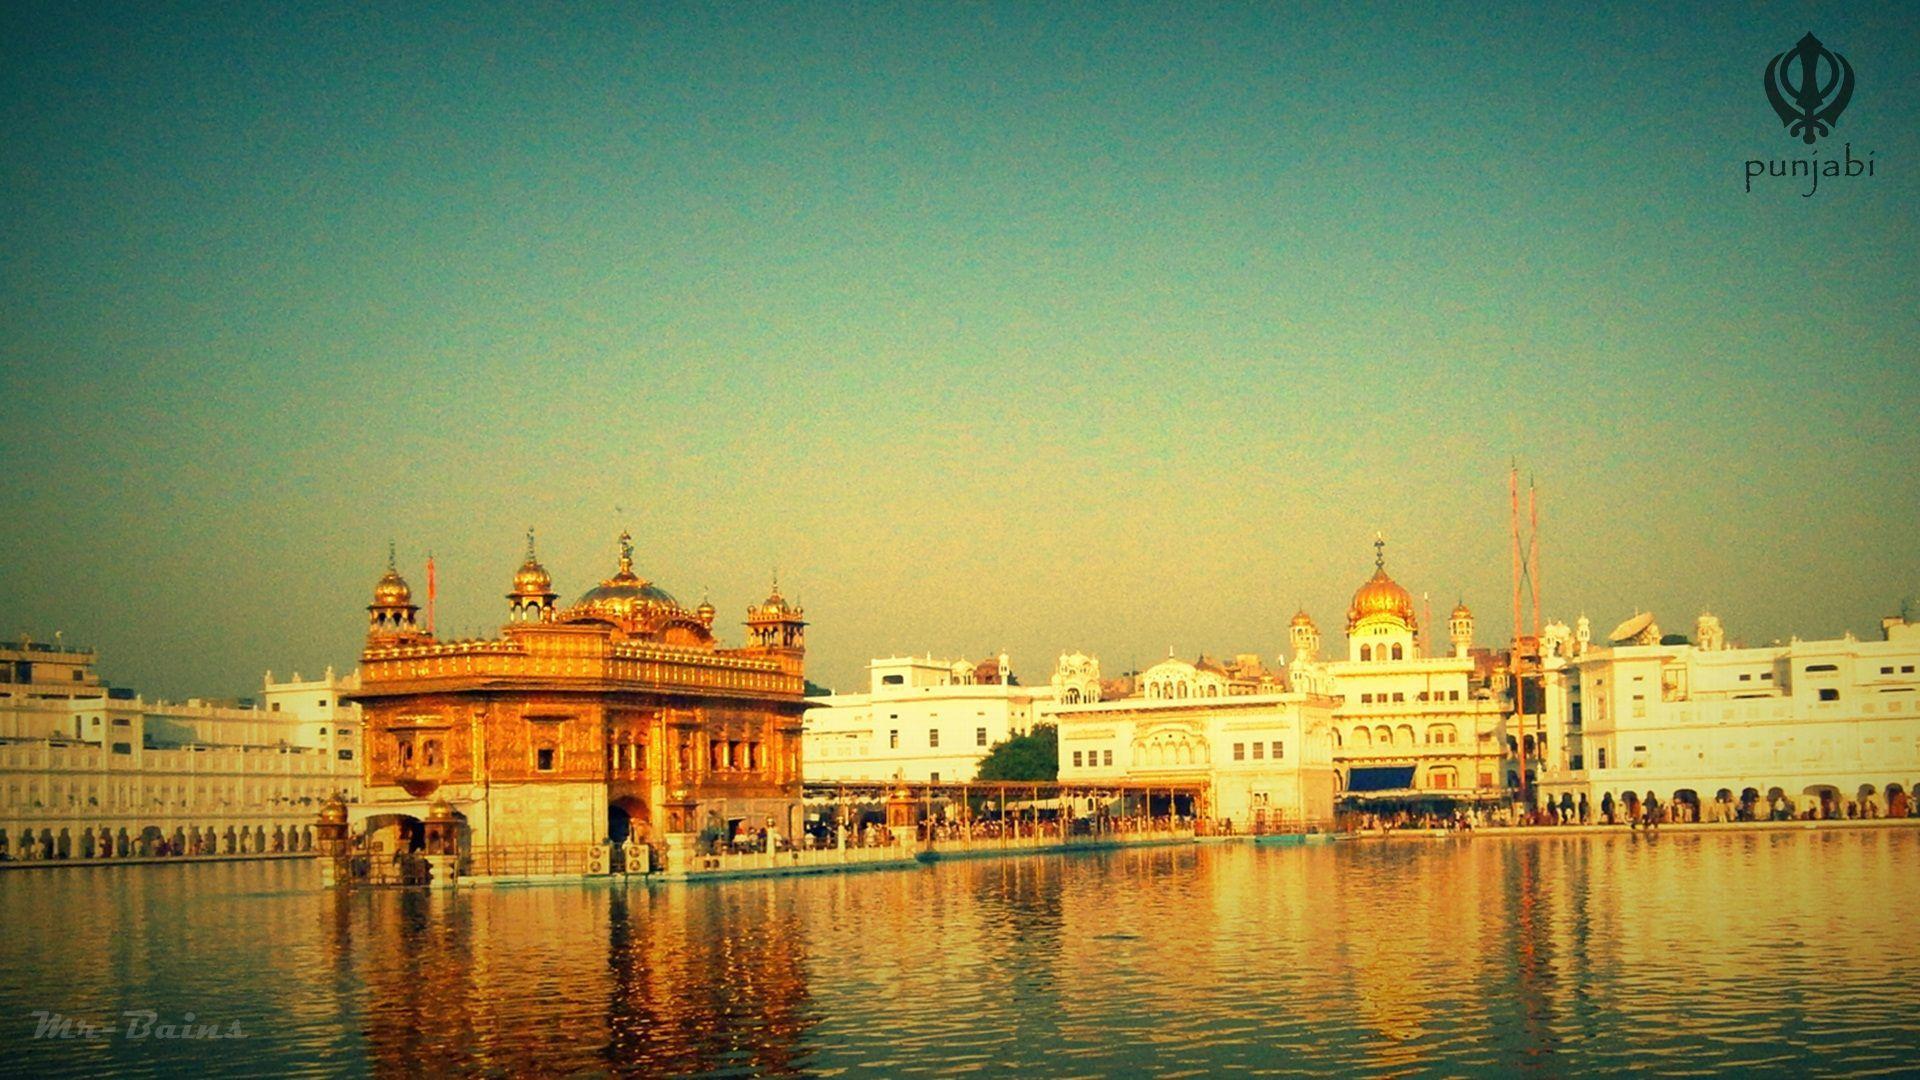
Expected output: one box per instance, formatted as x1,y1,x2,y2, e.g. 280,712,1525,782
556,531,703,641
426,796,455,821
373,570,411,606
1451,600,1473,620
1347,537,1416,631
1290,609,1316,628
371,541,413,607
318,796,348,825
510,528,553,597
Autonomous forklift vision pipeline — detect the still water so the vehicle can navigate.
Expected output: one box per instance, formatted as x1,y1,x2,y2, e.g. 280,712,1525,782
1,830,1915,1077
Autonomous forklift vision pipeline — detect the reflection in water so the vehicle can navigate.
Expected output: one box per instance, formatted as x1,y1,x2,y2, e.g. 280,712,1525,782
1,831,1917,1076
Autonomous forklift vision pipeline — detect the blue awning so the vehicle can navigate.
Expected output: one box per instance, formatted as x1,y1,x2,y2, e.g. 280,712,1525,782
1346,765,1417,792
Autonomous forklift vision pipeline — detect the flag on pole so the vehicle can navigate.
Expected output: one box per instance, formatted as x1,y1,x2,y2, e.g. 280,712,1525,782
426,552,437,635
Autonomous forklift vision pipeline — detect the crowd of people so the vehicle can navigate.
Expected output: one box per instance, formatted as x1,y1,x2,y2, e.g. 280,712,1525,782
1349,786,1919,832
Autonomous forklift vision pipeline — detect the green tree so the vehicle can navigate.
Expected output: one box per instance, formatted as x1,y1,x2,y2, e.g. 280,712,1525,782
975,723,1057,782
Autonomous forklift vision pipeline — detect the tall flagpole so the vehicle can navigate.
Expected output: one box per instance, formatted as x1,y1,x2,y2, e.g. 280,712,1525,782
427,552,437,636
1510,463,1527,811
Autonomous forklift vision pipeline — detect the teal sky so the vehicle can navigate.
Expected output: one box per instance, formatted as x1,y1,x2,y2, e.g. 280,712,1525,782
3,3,1916,699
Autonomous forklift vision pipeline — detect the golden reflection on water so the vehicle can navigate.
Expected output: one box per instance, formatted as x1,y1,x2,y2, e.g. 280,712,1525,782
2,830,1917,1076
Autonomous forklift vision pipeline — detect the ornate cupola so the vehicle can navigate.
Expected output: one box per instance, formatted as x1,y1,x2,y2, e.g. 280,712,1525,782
1289,608,1321,663
744,575,806,673
507,528,559,622
695,593,717,630
1346,534,1419,663
1347,535,1418,633
367,541,426,644
1448,599,1474,658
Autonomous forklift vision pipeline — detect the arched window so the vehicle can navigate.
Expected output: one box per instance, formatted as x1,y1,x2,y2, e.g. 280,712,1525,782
1360,644,1373,662
1391,643,1404,660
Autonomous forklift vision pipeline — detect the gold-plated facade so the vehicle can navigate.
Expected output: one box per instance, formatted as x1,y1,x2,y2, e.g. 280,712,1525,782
345,533,808,874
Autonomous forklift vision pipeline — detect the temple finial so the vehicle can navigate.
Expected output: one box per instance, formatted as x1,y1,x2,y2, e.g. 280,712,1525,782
387,538,397,571
1373,531,1386,572
524,526,537,561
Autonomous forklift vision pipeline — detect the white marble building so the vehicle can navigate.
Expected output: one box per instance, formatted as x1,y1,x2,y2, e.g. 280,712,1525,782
1538,612,1920,819
0,637,362,859
803,653,1053,783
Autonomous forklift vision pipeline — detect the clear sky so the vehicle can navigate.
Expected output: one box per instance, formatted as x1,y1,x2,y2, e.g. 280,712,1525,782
2,2,1916,699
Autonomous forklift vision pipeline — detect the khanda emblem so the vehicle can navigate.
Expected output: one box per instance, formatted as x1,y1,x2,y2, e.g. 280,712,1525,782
1765,32,1853,144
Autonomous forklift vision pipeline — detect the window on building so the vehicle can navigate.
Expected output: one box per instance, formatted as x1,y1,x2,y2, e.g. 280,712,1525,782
1233,743,1245,761
1818,688,1840,701
1739,673,1752,681
1252,742,1264,759
1361,693,1373,704
1392,692,1404,703
111,742,132,755
1271,741,1283,759
977,727,987,746
1570,754,1583,770
1391,644,1404,660
270,703,281,712
1072,751,1083,767
536,747,555,771
1806,664,1838,673
318,698,328,708
930,772,940,783
882,674,904,685
337,749,354,760
1597,748,1607,768
1104,750,1113,766
1904,665,1915,674
929,730,940,748
1880,667,1893,675
889,730,899,749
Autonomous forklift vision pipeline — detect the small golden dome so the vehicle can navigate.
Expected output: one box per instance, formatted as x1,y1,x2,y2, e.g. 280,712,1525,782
371,541,413,606
510,529,553,596
1290,609,1316,628
373,568,411,607
426,796,455,821
318,796,348,825
1452,600,1473,620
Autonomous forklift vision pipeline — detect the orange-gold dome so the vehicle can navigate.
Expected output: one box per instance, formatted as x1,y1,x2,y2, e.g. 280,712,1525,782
1451,600,1473,620
372,567,412,607
1290,608,1316,628
510,529,553,596
1348,568,1416,629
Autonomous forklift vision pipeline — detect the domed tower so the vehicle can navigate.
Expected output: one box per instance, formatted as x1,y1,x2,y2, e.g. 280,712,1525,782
506,528,559,623
1346,535,1417,663
744,576,806,674
695,594,717,631
558,531,704,642
1289,609,1321,663
1575,614,1592,655
367,542,426,644
1448,600,1474,659
1696,612,1725,652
